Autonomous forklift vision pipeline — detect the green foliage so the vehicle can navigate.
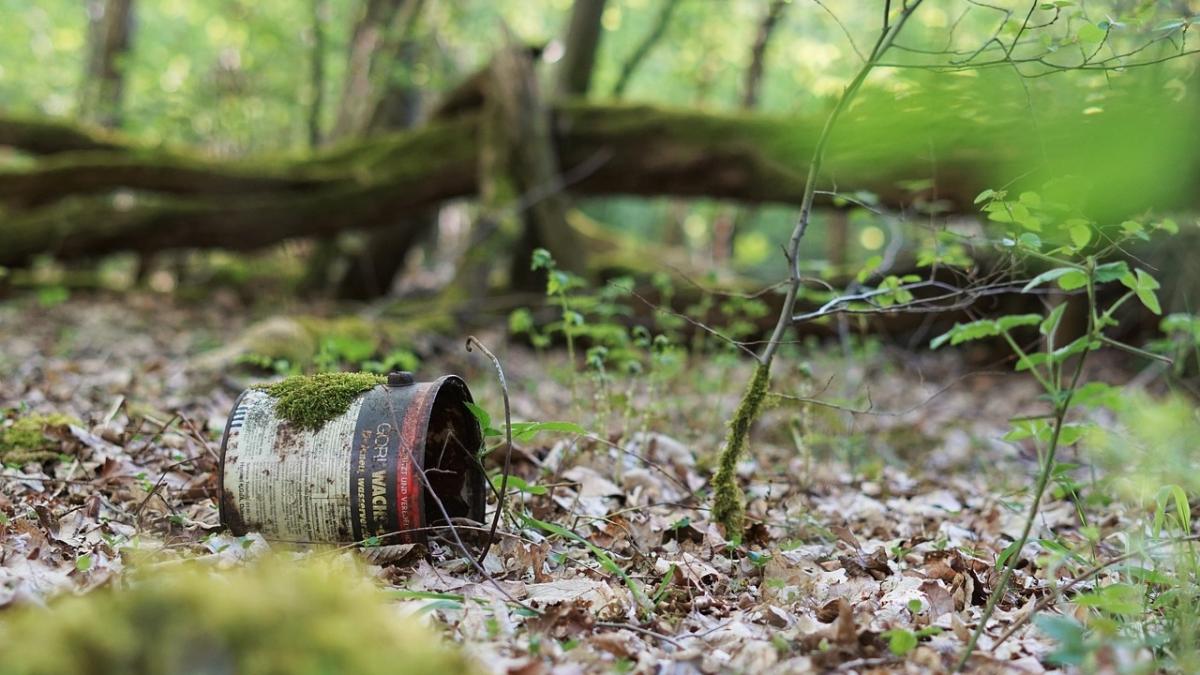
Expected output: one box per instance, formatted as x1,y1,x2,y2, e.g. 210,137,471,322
259,372,385,431
0,557,475,675
938,189,1192,669
0,412,80,464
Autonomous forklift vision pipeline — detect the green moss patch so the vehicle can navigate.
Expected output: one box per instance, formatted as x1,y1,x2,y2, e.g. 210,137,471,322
0,557,476,675
259,372,385,431
711,361,771,536
0,412,80,464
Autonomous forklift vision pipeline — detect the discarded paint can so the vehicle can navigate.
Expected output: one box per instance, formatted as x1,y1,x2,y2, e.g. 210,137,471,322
218,373,485,545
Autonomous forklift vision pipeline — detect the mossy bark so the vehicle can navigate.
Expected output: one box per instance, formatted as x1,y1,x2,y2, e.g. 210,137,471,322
0,101,977,268
709,361,771,535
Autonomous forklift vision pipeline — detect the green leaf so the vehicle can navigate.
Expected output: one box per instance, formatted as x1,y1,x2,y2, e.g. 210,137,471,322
884,629,918,656
1074,583,1145,615
997,314,1043,331
463,402,491,430
931,320,996,349
509,421,587,443
1040,303,1067,337
1005,418,1052,442
75,554,92,572
1094,261,1130,284
1068,223,1092,248
1058,270,1089,291
1069,382,1121,409
1078,23,1107,44
492,474,547,495
996,540,1022,569
1034,614,1087,666
1023,267,1077,293
1121,269,1162,315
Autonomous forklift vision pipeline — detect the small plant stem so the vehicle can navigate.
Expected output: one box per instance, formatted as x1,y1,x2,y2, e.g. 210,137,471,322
710,0,925,532
955,267,1097,671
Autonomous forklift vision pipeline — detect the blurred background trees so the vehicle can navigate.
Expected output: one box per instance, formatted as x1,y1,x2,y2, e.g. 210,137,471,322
1,0,1197,315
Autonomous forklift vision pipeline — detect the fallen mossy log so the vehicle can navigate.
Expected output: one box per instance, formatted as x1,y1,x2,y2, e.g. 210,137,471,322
0,115,129,155
0,103,957,266
2,76,1197,267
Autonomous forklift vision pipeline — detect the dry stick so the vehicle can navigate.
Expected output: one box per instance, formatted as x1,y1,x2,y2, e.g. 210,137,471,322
991,534,1200,650
465,336,513,567
133,455,202,530
711,0,926,530
178,412,221,461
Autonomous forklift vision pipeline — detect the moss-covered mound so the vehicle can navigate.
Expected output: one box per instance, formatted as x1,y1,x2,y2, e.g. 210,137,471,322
260,372,386,431
0,557,475,675
0,412,80,464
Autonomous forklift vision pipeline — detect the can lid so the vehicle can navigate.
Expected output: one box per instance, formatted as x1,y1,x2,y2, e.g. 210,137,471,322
386,371,415,387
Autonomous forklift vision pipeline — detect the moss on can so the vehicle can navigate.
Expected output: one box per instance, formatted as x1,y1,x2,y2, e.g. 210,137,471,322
257,372,385,431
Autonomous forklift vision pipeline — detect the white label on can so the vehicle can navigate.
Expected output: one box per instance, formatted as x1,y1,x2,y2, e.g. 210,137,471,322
223,390,360,542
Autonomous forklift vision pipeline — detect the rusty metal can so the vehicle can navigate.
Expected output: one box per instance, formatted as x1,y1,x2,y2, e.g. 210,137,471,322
218,373,485,545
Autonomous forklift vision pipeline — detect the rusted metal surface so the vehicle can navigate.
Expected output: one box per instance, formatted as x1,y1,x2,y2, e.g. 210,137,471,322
218,374,484,544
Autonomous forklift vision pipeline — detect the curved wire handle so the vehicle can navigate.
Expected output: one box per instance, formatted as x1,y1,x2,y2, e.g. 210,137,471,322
464,335,512,566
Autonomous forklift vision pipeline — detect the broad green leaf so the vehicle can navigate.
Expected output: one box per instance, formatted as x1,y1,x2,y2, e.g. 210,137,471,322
463,402,491,430
1069,382,1121,409
1021,336,1100,371
1094,261,1130,284
1068,223,1092,248
1058,270,1089,291
1018,232,1042,249
1023,268,1077,293
1078,23,1107,44
1120,268,1161,314
1018,191,1042,208
997,314,1043,331
931,320,999,349
1005,418,1052,442
1074,583,1145,615
1055,423,1088,446
884,629,918,656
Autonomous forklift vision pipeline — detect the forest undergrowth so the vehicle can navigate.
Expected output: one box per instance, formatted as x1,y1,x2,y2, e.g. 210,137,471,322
1,261,1195,673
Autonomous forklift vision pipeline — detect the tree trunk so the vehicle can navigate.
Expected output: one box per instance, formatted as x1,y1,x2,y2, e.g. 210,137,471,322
330,0,423,140
81,0,135,130
712,0,787,263
316,0,427,298
555,0,608,97
742,0,787,109
610,0,681,98
307,0,328,148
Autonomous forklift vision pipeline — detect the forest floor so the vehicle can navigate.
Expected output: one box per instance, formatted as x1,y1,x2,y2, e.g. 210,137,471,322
0,292,1150,673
